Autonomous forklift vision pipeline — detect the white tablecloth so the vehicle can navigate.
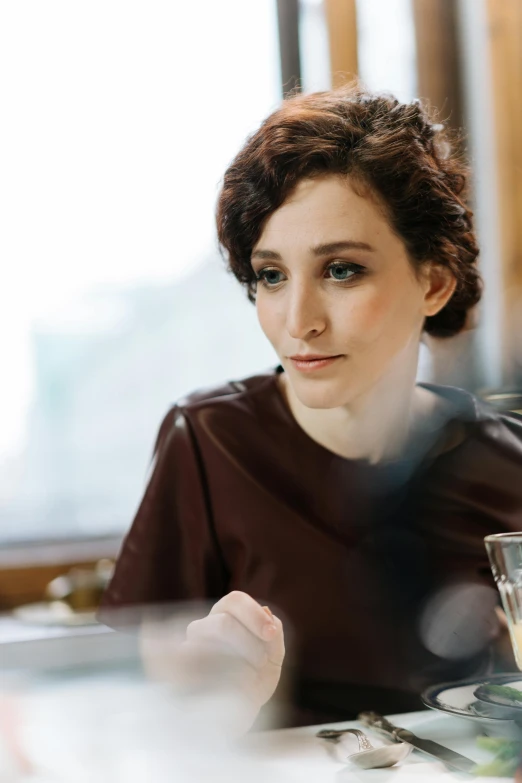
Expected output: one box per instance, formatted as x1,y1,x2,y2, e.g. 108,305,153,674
240,710,507,782
0,676,512,782
0,619,514,780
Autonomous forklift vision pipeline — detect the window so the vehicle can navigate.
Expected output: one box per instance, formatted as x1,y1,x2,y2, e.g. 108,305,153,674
356,0,417,102
0,1,280,543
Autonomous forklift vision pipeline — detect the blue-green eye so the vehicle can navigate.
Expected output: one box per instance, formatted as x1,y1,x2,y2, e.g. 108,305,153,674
326,262,362,281
256,268,285,287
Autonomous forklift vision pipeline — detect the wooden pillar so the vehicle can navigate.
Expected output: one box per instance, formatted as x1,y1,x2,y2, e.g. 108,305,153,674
412,1,478,387
485,0,522,384
276,0,302,96
412,0,464,131
324,0,358,87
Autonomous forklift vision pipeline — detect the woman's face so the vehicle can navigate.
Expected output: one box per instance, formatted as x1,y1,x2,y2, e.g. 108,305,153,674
252,174,453,409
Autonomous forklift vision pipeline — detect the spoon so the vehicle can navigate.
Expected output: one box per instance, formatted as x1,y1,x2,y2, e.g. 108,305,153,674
316,727,412,769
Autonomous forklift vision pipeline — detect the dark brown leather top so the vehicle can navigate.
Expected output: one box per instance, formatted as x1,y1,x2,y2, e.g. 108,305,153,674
100,367,522,725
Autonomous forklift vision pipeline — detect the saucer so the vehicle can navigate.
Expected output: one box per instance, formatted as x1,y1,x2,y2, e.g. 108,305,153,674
422,674,522,737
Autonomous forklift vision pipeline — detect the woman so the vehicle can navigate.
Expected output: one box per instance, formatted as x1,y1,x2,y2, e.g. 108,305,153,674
101,84,522,729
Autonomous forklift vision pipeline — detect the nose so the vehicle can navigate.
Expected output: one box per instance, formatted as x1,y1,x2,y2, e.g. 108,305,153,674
285,281,327,340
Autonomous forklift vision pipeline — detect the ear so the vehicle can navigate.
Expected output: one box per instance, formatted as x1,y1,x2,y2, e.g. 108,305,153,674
421,263,457,317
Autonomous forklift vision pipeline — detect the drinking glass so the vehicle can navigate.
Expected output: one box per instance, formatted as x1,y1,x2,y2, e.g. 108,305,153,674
485,533,522,669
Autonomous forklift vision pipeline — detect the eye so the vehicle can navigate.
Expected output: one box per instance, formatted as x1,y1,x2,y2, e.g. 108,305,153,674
255,268,286,287
325,262,364,282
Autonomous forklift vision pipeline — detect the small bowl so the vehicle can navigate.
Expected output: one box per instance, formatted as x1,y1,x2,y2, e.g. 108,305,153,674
474,676,522,712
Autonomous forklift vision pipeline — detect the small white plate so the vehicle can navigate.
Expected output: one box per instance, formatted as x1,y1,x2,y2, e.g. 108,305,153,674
13,601,98,627
422,674,521,737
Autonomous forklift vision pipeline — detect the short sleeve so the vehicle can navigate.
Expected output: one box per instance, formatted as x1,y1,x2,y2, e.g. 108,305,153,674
415,412,522,588
99,406,229,620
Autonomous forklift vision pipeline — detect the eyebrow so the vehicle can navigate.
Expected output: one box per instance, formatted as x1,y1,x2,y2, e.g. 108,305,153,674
251,240,375,261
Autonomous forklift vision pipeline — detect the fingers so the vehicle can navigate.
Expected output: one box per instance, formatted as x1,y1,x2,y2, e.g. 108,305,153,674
495,606,509,629
209,591,278,642
263,613,285,665
139,592,286,731
186,613,267,669
194,592,285,707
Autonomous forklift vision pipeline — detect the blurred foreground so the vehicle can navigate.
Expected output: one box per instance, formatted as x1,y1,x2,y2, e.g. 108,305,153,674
0,604,287,782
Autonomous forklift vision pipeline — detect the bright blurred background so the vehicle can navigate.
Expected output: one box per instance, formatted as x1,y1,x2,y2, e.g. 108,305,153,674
1,0,522,605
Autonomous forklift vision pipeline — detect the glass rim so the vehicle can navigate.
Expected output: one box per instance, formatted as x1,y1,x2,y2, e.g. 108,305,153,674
484,532,522,544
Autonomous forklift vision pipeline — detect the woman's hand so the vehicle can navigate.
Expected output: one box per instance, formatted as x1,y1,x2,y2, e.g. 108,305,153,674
140,591,285,734
184,591,285,712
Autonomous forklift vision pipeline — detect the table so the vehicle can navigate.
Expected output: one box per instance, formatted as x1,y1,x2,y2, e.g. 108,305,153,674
241,710,505,781
2,699,510,782
0,620,512,783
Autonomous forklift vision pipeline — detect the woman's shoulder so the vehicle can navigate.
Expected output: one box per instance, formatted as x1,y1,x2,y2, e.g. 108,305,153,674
154,367,284,448
415,385,522,537
423,382,522,467
174,367,281,412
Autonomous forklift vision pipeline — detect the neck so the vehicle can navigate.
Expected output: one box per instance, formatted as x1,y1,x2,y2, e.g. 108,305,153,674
280,345,433,463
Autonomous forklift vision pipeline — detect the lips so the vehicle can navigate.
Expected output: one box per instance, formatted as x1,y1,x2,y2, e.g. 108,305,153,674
288,355,343,373
289,354,339,361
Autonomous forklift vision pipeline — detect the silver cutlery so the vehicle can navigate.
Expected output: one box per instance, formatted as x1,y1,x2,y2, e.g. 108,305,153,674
316,727,412,769
358,711,477,774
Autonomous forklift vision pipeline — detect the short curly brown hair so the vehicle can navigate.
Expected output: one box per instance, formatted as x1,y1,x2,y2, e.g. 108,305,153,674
216,83,481,338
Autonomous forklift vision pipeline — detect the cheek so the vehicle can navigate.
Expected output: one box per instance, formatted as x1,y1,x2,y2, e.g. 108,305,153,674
336,292,390,346
256,295,281,347
337,285,423,351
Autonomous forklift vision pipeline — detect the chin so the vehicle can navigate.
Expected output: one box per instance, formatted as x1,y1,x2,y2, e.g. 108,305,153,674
291,377,351,409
